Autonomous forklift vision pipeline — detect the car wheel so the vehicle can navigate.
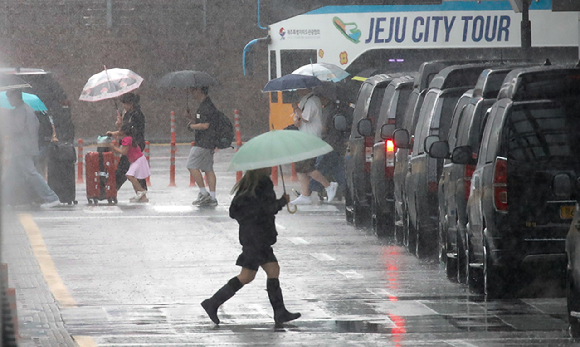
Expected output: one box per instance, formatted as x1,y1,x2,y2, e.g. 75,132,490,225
372,199,391,237
406,214,417,255
445,226,457,282
483,238,504,299
416,218,433,259
345,187,353,224
466,227,483,294
353,197,371,228
402,206,409,248
457,228,467,284
394,207,404,245
567,268,580,338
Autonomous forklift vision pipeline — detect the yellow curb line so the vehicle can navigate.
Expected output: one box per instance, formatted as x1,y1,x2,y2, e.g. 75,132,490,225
18,214,77,308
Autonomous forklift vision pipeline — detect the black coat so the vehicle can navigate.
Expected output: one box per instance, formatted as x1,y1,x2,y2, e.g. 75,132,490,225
229,176,286,247
122,108,146,150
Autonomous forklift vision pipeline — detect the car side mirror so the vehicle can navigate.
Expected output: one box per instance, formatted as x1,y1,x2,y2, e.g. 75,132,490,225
334,114,347,132
380,124,396,140
393,129,410,149
358,118,372,137
428,140,449,159
451,146,475,165
424,135,439,154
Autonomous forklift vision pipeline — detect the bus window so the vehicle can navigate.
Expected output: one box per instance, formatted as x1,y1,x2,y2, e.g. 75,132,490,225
280,50,317,76
269,50,276,80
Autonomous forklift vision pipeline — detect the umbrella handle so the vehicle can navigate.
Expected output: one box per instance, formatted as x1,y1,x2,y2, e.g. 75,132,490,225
287,204,297,214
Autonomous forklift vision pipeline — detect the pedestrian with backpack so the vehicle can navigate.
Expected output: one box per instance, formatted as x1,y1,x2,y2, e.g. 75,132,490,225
201,167,301,326
186,86,220,206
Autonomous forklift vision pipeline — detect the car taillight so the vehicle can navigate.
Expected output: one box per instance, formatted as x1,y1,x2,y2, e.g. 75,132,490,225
365,136,373,173
493,157,508,212
385,139,395,177
464,164,475,201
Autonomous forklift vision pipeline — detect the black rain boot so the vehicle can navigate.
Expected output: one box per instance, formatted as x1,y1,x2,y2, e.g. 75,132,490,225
201,277,243,324
267,278,301,325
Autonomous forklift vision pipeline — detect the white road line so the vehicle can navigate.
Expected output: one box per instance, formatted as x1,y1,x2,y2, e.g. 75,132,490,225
153,206,194,213
336,270,364,279
310,253,336,261
32,215,231,220
275,223,286,230
286,237,309,245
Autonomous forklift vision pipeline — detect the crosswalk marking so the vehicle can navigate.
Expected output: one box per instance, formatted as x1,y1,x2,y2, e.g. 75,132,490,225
83,206,123,213
310,253,336,261
337,270,364,279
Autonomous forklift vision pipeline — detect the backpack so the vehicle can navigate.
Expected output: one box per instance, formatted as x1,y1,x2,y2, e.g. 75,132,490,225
35,111,53,145
214,110,235,149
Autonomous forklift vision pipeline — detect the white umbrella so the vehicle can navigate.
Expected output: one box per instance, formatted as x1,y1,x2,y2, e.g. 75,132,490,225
292,62,349,82
79,67,143,102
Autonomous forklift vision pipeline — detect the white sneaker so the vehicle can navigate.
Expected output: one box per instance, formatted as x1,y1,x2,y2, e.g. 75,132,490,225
40,199,60,208
326,182,338,202
290,194,312,205
200,197,218,206
193,192,211,205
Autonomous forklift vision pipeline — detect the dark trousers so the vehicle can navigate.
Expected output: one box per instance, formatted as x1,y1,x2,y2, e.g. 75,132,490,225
115,155,147,191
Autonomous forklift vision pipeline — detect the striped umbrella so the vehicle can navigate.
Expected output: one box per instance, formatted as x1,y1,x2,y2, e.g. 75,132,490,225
79,67,143,102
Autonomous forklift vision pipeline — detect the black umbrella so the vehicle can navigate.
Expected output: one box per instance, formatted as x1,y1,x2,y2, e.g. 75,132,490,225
0,74,31,92
262,74,323,92
158,70,217,89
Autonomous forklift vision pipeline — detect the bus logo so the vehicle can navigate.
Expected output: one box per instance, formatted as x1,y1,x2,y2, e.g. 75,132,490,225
279,27,286,39
333,17,361,43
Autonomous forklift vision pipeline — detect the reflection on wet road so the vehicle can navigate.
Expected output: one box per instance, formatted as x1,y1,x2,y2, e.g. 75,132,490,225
3,147,577,346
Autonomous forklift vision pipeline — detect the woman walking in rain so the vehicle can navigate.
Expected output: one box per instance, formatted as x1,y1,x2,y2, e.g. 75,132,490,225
201,167,301,325
106,92,147,192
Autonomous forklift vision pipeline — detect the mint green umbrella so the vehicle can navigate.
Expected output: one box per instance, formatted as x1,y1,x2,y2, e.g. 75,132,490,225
228,130,332,172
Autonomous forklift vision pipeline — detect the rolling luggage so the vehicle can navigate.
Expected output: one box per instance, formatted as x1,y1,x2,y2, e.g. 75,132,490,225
85,151,117,204
47,142,78,205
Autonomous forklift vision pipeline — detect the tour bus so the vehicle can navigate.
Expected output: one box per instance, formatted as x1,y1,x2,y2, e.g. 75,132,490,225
255,0,579,130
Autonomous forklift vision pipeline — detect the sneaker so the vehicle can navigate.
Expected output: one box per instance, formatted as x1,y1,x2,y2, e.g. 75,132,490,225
192,192,211,205
325,182,338,202
200,197,218,207
40,199,60,208
290,194,312,205
130,191,146,203
138,194,149,203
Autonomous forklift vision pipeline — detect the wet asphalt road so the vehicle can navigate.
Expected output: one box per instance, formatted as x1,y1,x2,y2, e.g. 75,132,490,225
2,144,579,346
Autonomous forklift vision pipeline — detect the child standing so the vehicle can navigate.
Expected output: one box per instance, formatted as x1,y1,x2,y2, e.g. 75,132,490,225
110,124,150,203
201,167,301,325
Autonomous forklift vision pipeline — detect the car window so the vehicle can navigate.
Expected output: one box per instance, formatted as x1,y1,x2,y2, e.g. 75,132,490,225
402,89,419,131
368,85,387,125
413,90,438,154
376,84,396,125
436,94,463,142
484,104,507,164
449,102,469,149
350,83,374,138
411,90,427,136
456,103,476,147
395,86,412,129
505,100,580,161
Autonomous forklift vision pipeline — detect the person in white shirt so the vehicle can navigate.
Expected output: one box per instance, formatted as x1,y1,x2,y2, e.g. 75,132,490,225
290,88,338,205
2,89,60,208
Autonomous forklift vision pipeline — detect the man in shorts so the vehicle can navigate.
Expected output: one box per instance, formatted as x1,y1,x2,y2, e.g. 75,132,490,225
186,86,219,206
289,88,338,205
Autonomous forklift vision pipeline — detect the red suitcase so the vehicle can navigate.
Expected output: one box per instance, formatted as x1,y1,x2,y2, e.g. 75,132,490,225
85,151,118,204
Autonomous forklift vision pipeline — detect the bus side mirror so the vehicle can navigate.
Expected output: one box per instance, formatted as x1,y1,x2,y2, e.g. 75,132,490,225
380,124,396,139
428,140,450,159
333,114,347,131
393,129,410,149
357,118,372,137
451,146,475,165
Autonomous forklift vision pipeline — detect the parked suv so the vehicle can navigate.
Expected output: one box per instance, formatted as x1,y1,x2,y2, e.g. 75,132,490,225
393,60,482,251
339,73,408,227
428,65,529,283
464,65,580,298
367,74,415,238
395,63,499,258
0,68,75,142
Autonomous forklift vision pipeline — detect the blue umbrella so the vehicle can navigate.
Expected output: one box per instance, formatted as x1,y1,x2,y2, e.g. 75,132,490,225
0,91,48,112
262,74,323,92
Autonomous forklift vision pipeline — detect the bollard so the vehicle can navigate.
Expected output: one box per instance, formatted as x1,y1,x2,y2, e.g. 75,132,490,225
234,109,243,182
145,141,151,186
189,142,196,187
291,163,298,181
170,110,176,144
169,141,176,187
77,139,84,183
271,166,278,186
